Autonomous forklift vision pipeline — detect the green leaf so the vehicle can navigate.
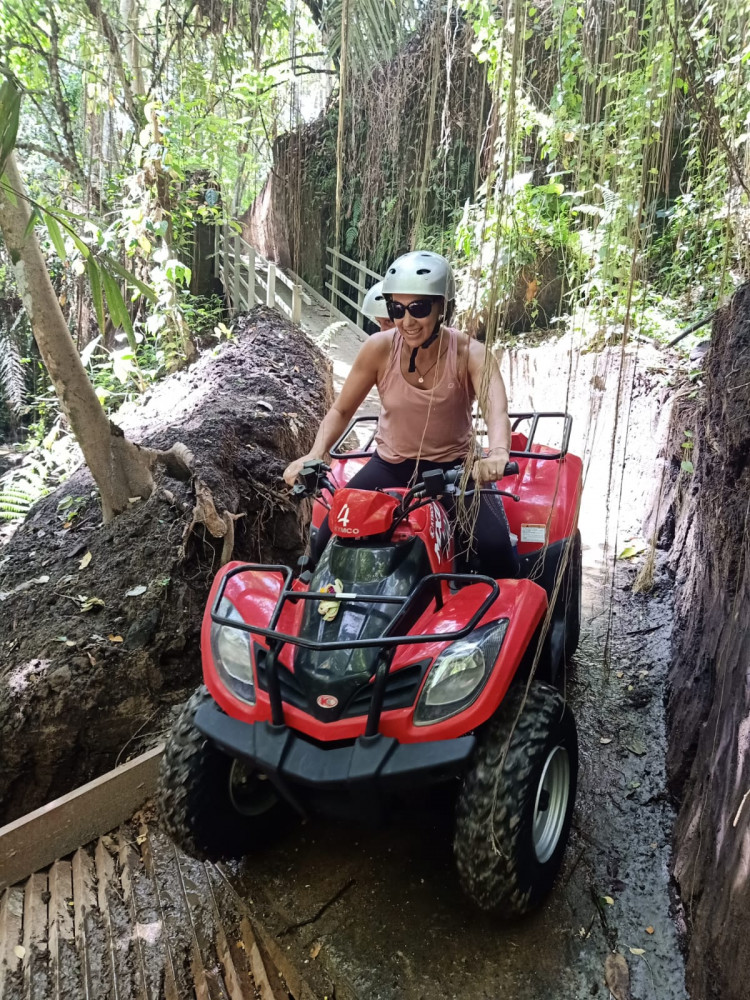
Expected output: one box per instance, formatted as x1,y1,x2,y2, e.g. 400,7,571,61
0,174,18,206
0,78,21,173
681,460,694,473
86,259,106,335
69,230,90,259
23,207,39,240
101,268,137,352
44,213,67,262
103,255,156,303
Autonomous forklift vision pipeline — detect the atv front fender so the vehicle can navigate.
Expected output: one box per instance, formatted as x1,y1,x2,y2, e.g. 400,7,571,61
194,700,476,816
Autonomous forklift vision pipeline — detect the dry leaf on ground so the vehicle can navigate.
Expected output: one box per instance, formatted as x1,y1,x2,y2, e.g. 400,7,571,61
604,952,631,1000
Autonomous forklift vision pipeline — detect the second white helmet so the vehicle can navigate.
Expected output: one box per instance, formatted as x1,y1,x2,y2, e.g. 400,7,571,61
381,250,456,301
362,280,390,321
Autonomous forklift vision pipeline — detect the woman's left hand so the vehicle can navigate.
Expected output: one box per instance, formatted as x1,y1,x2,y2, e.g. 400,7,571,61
473,454,510,484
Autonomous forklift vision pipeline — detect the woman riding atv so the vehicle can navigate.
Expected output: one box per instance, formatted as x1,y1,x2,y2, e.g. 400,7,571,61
283,251,518,578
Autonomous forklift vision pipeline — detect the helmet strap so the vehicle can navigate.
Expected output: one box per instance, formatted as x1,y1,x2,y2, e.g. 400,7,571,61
407,318,442,373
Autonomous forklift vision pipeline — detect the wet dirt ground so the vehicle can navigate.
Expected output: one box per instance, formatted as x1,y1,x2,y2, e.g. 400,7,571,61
221,558,685,1000
217,331,690,999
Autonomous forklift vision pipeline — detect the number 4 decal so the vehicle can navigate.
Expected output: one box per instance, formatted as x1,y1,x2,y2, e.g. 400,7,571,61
337,503,350,527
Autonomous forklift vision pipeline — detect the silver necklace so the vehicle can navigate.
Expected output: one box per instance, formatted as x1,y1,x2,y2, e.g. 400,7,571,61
409,346,446,384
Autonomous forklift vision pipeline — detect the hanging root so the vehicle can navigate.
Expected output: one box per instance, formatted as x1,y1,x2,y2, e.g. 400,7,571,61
180,479,245,565
632,534,657,594
142,441,245,566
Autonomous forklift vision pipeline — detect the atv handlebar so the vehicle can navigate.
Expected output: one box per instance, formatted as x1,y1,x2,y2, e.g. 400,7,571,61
403,463,521,508
290,459,520,503
291,459,336,499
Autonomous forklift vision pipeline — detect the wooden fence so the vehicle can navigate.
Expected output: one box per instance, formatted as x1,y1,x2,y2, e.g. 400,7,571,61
214,225,303,324
213,226,384,331
325,246,384,328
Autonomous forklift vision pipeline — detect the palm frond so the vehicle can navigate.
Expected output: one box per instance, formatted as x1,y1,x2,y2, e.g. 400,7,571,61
0,310,27,416
323,0,424,71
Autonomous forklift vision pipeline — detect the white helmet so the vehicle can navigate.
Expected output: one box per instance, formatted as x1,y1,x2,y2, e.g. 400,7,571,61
382,250,456,301
362,280,390,321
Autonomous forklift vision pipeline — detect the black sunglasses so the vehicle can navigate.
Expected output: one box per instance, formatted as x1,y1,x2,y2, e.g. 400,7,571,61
386,298,436,320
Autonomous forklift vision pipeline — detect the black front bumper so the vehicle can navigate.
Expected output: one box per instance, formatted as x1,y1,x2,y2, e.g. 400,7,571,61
195,702,475,811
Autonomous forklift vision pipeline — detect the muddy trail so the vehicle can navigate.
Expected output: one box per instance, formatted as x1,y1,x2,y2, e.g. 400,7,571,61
0,309,331,824
221,557,682,1000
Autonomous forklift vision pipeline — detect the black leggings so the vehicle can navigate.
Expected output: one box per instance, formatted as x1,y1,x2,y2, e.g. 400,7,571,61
313,452,519,579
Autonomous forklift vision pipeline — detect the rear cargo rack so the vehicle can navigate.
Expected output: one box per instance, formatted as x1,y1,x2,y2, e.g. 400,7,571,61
330,411,572,460
212,565,499,733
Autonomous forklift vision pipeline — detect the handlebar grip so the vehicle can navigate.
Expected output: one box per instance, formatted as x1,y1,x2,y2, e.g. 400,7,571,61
504,461,519,477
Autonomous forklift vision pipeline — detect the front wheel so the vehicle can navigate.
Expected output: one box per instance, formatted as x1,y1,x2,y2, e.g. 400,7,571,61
158,686,293,860
454,681,577,916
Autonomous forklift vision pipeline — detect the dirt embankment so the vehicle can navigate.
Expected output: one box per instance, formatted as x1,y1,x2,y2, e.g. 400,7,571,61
655,285,750,1000
0,308,332,825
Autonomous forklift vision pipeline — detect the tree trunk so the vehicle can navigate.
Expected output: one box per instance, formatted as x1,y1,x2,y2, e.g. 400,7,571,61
0,152,158,521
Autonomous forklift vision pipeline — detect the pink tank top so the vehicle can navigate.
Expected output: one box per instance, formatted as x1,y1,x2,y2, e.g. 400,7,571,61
375,327,475,463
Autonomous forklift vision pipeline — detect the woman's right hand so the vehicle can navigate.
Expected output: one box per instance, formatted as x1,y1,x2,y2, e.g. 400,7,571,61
283,453,323,487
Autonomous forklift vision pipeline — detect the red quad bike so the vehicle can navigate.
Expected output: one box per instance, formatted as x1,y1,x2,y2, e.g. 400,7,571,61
158,412,583,916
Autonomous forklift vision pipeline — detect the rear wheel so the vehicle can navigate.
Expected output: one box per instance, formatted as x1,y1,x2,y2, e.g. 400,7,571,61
564,530,582,660
454,681,577,916
158,686,293,860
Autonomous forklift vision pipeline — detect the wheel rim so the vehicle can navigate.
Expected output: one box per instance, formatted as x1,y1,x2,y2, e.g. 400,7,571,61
228,760,279,817
532,745,571,864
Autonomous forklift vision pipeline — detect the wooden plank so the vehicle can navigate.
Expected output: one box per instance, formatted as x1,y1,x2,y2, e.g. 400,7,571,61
118,830,159,1000
141,828,200,1000
202,868,249,1000
324,261,363,293
356,259,367,329
22,871,50,998
325,246,382,281
96,838,134,998
232,234,242,312
270,266,295,292
0,886,24,997
71,848,102,1000
246,246,256,306
291,284,302,325
174,854,225,1000
213,226,220,279
0,746,163,892
266,262,276,309
48,861,80,1000
324,281,365,317
275,296,293,321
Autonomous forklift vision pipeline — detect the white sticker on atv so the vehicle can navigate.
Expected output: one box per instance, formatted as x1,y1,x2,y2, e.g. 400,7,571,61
521,524,547,544
428,503,450,560
337,503,351,527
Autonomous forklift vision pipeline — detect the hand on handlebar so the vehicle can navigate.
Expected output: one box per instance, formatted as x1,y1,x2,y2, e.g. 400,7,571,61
283,454,326,487
472,454,512,484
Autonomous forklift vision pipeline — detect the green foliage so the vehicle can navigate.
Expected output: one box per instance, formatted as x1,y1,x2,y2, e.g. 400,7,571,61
0,459,51,522
323,0,421,69
454,0,750,340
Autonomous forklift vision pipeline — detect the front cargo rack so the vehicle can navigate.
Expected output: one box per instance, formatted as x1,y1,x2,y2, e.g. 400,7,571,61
212,565,499,734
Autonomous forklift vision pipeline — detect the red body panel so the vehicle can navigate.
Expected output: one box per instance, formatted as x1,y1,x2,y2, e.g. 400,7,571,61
329,489,400,538
202,565,547,744
312,432,582,555
202,420,581,746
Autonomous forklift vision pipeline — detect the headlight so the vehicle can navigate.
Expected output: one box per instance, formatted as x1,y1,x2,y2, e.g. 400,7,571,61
210,597,255,704
414,620,508,725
